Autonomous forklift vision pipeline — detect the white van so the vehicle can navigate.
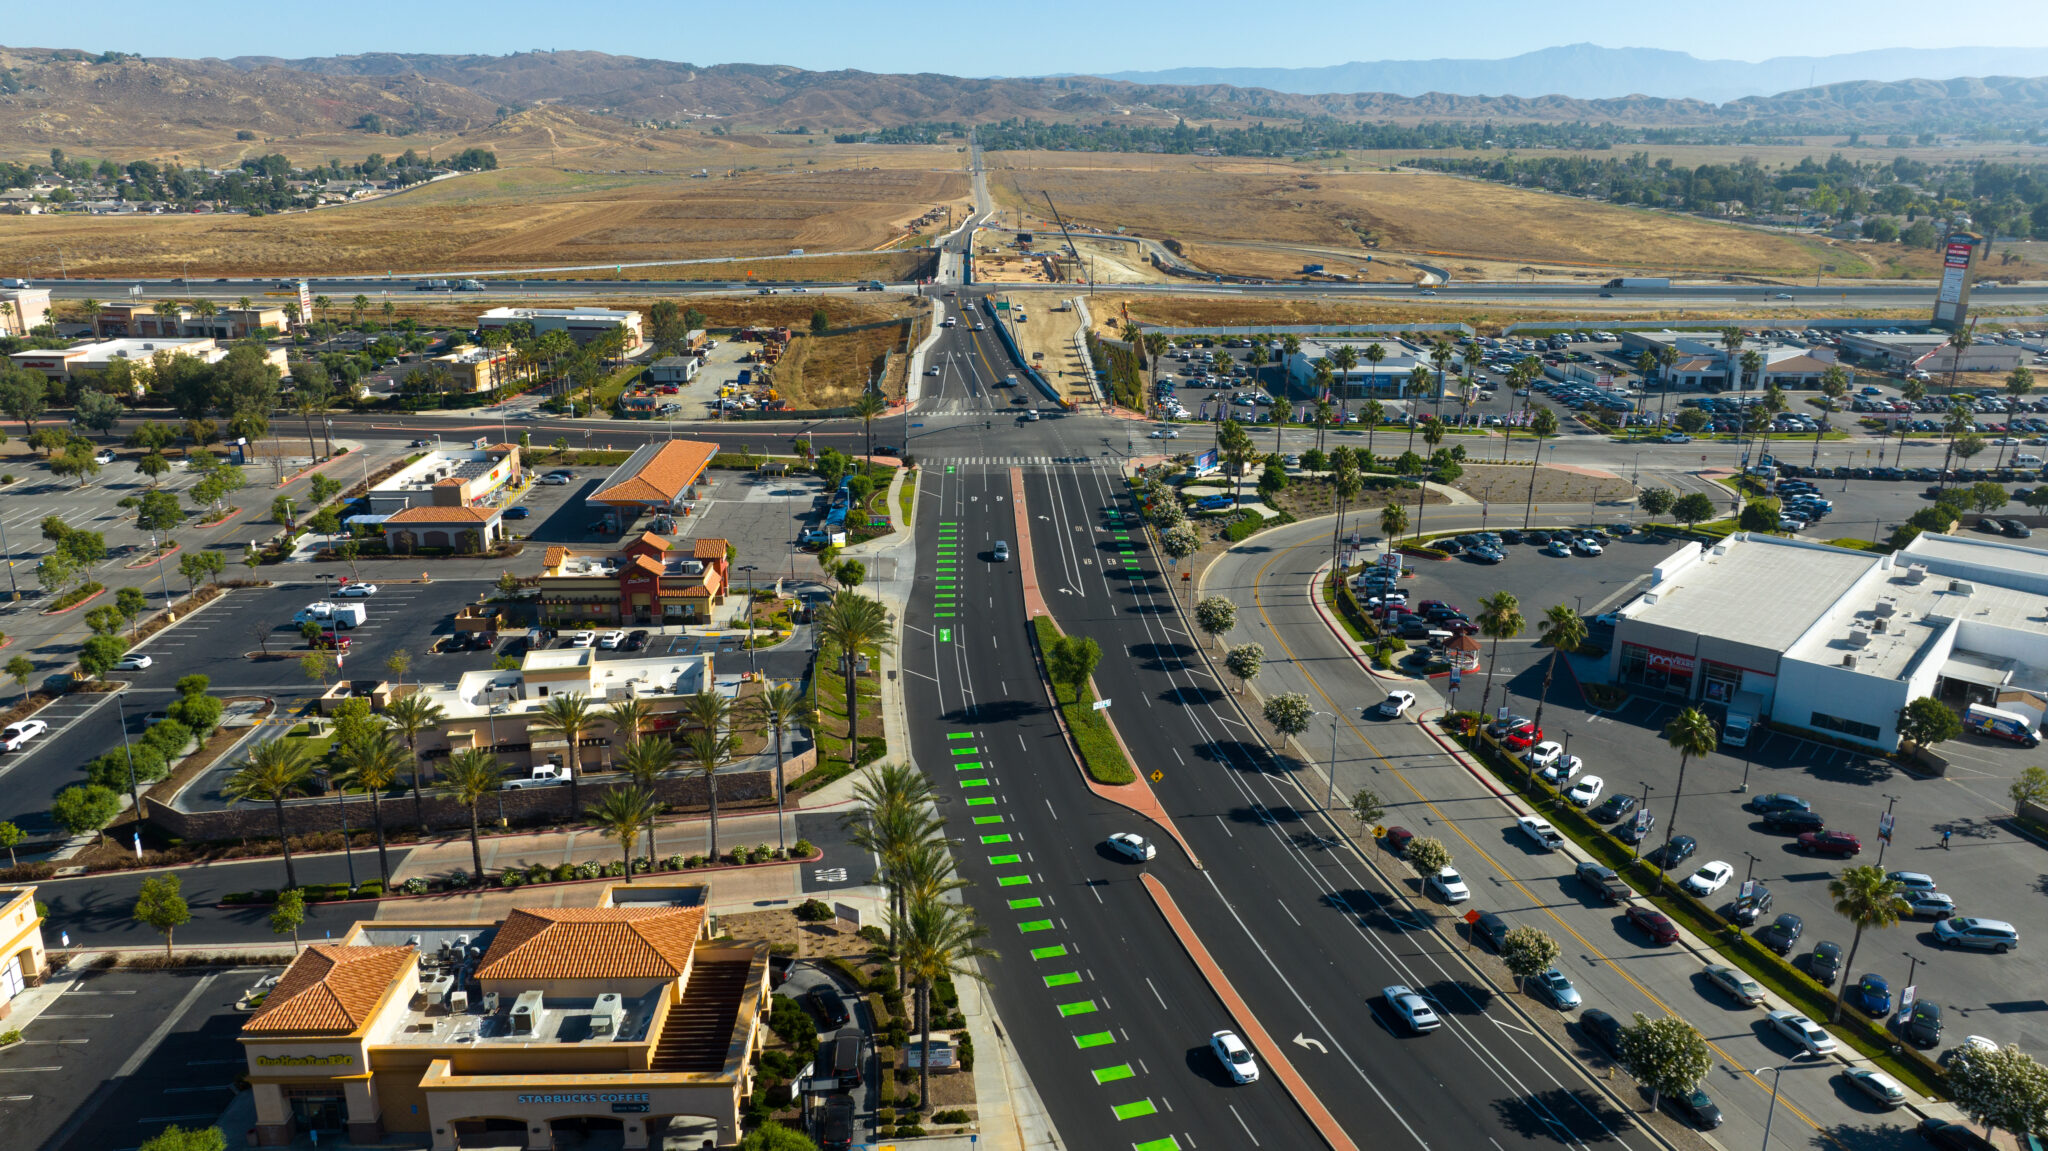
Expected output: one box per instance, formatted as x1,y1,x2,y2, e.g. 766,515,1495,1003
2015,453,2044,467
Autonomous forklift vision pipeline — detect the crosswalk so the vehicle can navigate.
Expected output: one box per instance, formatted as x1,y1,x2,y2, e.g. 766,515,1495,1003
919,456,1109,468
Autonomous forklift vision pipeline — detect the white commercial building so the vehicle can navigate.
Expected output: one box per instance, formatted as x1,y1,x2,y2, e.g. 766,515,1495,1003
477,306,644,350
7,336,234,383
1616,330,1839,390
1281,338,1434,399
1836,332,2027,375
1606,532,2048,751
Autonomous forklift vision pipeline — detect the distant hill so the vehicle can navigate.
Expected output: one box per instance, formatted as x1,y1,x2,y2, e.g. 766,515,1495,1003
1103,44,2048,103
3,44,2048,164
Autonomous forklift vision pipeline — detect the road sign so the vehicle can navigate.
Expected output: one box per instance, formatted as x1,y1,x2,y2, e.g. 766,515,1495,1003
1150,771,1163,783
1900,984,1918,1014
1463,909,1481,924
1371,825,1386,839
1633,808,1652,837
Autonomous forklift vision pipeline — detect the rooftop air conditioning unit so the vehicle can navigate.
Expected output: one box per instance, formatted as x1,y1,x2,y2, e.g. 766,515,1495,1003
1874,599,1896,618
1843,653,1860,669
591,992,624,1036
1874,617,1888,633
1950,580,1975,596
510,990,545,1035
1849,627,1872,647
1907,564,1929,584
482,991,500,1015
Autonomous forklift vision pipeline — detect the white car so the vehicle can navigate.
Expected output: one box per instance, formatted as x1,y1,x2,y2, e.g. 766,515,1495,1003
1702,964,1766,1006
1429,866,1470,903
1888,871,1938,893
1209,1029,1259,1083
1540,755,1584,785
1163,428,1180,438
1105,832,1156,862
94,450,117,465
1567,775,1604,806
1524,741,1564,770
596,630,629,650
1148,429,1166,438
334,583,378,598
1383,985,1442,1033
1572,537,1604,557
114,654,154,671
1766,1009,1839,1056
0,719,48,751
1681,861,1736,897
537,473,571,486
569,632,597,648
1378,691,1416,717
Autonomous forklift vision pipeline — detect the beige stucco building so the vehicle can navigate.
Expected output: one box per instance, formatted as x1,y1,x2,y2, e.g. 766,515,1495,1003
239,883,766,1149
0,887,48,1019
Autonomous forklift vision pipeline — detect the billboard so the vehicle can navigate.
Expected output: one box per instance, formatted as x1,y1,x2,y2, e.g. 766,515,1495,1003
1933,232,1981,331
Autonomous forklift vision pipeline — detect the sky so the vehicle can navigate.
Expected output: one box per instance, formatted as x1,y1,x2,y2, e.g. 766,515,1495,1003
10,0,2048,74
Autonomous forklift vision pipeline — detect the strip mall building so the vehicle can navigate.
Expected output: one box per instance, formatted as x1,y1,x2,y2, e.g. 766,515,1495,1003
239,883,767,1149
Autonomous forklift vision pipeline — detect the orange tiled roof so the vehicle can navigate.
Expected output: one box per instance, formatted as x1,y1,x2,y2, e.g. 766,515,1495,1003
543,546,570,571
432,476,466,487
385,505,498,524
243,945,414,1034
627,531,672,554
626,553,664,579
590,440,717,506
476,906,706,981
692,537,729,561
661,585,715,598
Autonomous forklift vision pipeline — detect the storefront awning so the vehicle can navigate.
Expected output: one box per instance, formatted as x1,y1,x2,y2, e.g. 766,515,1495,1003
1941,654,2013,690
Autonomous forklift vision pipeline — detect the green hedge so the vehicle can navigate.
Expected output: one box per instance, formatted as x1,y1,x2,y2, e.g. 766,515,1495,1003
1031,617,1136,785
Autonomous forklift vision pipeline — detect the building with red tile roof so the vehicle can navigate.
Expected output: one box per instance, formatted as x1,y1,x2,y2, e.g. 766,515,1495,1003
536,534,730,627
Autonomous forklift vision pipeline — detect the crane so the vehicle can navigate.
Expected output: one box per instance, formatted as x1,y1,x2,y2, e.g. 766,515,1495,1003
1042,191,1084,283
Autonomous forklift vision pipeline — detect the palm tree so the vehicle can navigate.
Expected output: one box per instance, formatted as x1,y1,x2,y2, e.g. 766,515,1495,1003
333,729,409,886
1720,327,1744,392
529,693,596,814
1429,339,1455,419
1945,320,1975,398
222,739,314,890
683,726,737,860
1940,399,1975,493
1360,398,1384,462
605,698,652,748
845,763,944,951
1521,407,1560,528
350,294,369,325
1331,464,1362,568
1415,416,1446,539
618,736,677,860
1379,500,1407,544
1406,366,1433,438
1656,345,1679,425
382,692,445,833
79,298,103,337
1270,395,1292,455
1657,707,1718,863
1476,591,1524,721
1532,605,1585,740
895,896,996,1113
816,591,894,770
1311,398,1333,453
590,786,660,882
1328,344,1359,423
751,682,805,855
851,391,888,462
312,295,331,325
442,749,505,882
1817,365,1850,467
1826,865,1908,1022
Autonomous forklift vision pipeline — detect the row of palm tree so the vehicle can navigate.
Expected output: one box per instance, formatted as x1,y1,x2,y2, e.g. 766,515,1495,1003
843,763,994,1115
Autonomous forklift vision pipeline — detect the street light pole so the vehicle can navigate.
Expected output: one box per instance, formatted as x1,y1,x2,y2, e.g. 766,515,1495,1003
1901,951,1921,1000
1743,850,1762,886
1877,793,1900,867
1754,1064,1791,1151
1327,716,1340,813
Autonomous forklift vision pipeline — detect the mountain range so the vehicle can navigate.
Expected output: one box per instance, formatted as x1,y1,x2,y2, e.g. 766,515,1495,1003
1102,44,2048,103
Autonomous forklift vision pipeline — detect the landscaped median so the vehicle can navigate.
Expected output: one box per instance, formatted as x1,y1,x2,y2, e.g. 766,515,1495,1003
1029,616,1135,785
1439,713,1949,1100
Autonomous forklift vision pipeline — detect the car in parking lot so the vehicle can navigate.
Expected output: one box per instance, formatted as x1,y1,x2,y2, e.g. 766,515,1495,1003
1105,832,1156,862
624,630,650,652
537,473,572,485
1680,861,1734,897
1888,871,1938,892
1571,536,1604,556
1196,494,1236,511
0,719,48,751
596,630,628,649
1578,1007,1624,1058
1530,968,1581,1010
1760,808,1826,834
1748,793,1810,815
1587,793,1637,824
1806,940,1843,986
1757,913,1805,956
1210,1029,1260,1083
1842,1068,1908,1109
1626,905,1679,945
1766,1009,1838,1056
114,654,154,670
1501,724,1542,751
1616,810,1657,844
1646,833,1695,869
1567,775,1604,806
1384,985,1442,1033
1429,866,1470,903
1903,999,1944,1047
1702,964,1766,1006
505,505,531,519
1848,973,1892,1016
1934,917,2018,953
1905,891,1959,920
1798,830,1861,856
335,582,378,598
1732,884,1774,926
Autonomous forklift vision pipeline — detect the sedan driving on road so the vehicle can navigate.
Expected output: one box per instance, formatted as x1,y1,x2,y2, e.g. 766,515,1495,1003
1210,1030,1260,1083
1105,833,1156,862
1626,905,1679,945
1766,1009,1838,1056
1843,1068,1908,1109
1377,690,1416,717
334,582,378,598
1384,985,1442,1033
114,654,154,670
1702,964,1766,1006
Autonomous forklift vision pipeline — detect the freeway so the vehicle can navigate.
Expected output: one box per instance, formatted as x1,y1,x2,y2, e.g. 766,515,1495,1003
1203,515,1921,1151
1017,460,1669,1150
901,461,1324,1151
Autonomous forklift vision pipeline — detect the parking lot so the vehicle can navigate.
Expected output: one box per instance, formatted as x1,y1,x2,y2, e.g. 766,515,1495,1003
0,964,277,1151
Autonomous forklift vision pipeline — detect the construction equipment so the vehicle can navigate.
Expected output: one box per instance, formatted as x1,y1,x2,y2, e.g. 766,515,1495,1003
1042,192,1084,282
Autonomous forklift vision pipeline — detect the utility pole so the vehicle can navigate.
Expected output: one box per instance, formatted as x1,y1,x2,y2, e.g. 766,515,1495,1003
1877,793,1900,866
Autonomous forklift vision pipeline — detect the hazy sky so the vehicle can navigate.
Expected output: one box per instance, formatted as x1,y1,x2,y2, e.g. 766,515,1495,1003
15,0,2048,73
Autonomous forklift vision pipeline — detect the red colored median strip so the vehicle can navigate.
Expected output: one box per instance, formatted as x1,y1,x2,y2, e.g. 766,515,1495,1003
1140,873,1361,1151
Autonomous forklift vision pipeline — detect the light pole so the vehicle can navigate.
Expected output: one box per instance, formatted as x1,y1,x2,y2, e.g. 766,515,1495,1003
1743,850,1762,886
0,512,19,600
737,565,760,673
1877,793,1900,866
1752,1063,1799,1151
1901,951,1922,1003
336,790,357,891
1633,782,1653,862
113,692,141,854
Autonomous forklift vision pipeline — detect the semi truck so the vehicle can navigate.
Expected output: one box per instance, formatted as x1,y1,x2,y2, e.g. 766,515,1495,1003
416,279,453,291
1602,277,1671,290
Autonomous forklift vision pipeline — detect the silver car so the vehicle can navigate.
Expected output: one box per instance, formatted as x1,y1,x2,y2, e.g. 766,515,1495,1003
1384,985,1441,1033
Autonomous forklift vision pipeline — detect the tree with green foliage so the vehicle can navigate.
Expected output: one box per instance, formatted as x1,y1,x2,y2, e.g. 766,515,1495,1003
1946,1043,2048,1142
139,1125,228,1151
815,591,894,771
1520,407,1560,528
0,820,21,867
1349,787,1385,827
1658,707,1718,862
333,729,409,886
1532,605,1585,740
1404,835,1450,878
133,874,192,957
1194,595,1237,648
1619,1014,1712,1113
2012,765,2048,811
1898,696,1963,756
1263,691,1314,744
1224,643,1263,694
5,656,33,703
443,749,506,883
528,693,596,815
222,739,315,889
1969,481,2009,513
78,635,128,680
269,887,306,952
590,786,661,883
1500,925,1562,991
1739,495,1783,533
51,784,120,842
1477,591,1523,721
895,894,996,1114
1671,492,1716,528
116,585,148,637
1826,864,1907,1022
1045,633,1103,702
737,1120,819,1151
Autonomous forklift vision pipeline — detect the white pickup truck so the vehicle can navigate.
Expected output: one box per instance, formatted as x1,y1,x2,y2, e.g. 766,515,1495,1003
503,764,572,790
292,602,367,628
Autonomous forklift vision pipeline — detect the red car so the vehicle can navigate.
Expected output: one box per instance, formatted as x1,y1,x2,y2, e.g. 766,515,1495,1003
1383,826,1415,857
1627,905,1679,945
1797,831,1862,857
1503,724,1543,751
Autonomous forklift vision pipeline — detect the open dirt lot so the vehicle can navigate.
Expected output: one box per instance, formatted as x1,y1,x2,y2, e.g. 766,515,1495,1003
776,318,919,408
0,159,970,277
988,152,1844,278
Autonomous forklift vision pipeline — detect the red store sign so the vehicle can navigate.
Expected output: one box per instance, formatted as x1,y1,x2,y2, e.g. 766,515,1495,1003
1638,646,1696,675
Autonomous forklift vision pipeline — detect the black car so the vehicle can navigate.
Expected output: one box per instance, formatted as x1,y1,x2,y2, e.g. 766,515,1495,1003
1500,529,1524,544
1472,910,1511,951
1648,835,1697,870
1525,531,1553,545
1807,940,1843,986
1761,809,1826,834
1732,885,1774,926
1757,913,1804,956
2004,519,2033,538
1579,1008,1624,1058
1670,1087,1724,1130
624,629,650,652
808,985,850,1028
1903,1000,1943,1048
1747,793,1811,815
1918,1117,1997,1151
1437,538,1464,555
1588,794,1638,824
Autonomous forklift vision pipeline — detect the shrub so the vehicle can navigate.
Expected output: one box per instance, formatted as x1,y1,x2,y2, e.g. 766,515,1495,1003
858,924,887,946
895,1090,919,1109
499,870,525,888
401,877,429,895
664,855,686,871
792,839,817,858
933,1110,971,1125
575,860,602,879
551,863,576,882
895,1125,926,1138
794,898,833,922
957,1032,975,1070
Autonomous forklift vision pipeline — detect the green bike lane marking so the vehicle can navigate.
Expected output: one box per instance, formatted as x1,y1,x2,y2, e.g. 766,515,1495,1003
965,797,997,806
1132,1138,1181,1151
1073,1030,1114,1048
979,833,1013,844
959,778,990,788
1044,972,1083,989
1091,1062,1134,1083
1056,1000,1097,1017
988,854,1022,865
972,815,1004,825
1112,1099,1159,1121
1018,919,1053,932
996,875,1030,887
1029,944,1067,960
1006,896,1042,909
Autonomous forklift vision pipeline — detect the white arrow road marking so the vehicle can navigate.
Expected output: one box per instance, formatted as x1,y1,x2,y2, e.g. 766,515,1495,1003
1291,1032,1328,1054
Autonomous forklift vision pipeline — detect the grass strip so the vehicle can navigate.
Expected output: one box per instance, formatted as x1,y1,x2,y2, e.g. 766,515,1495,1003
1031,615,1137,785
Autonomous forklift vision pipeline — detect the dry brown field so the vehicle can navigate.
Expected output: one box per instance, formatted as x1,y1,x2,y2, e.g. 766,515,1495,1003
0,160,968,278
775,319,917,409
987,153,1842,278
